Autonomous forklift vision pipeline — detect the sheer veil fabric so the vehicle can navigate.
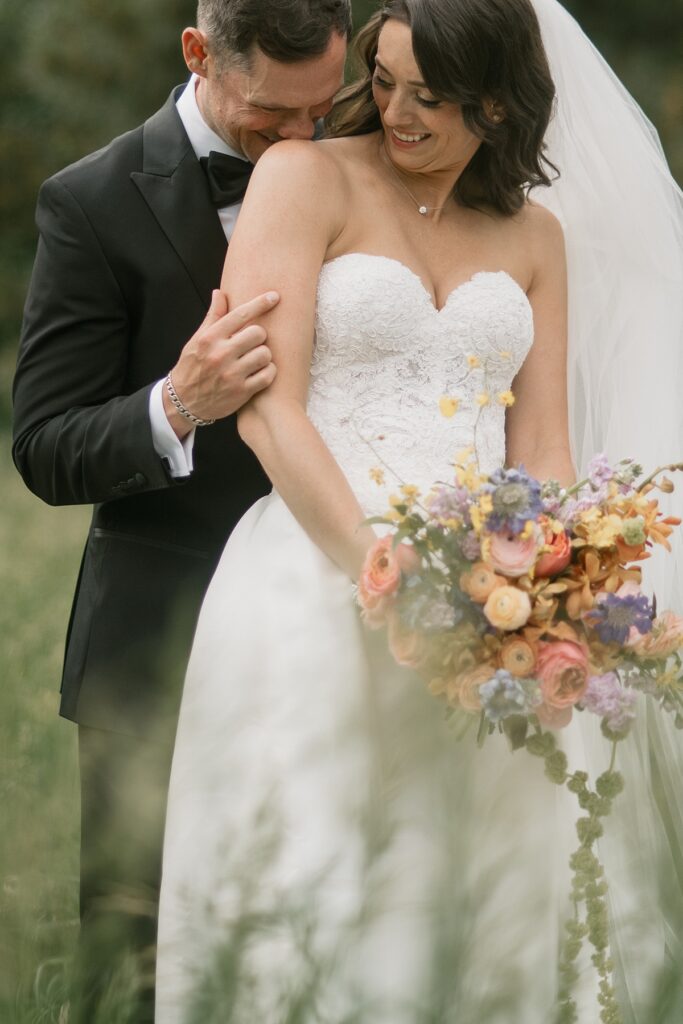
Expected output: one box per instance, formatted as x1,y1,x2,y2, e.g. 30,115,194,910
530,0,683,1010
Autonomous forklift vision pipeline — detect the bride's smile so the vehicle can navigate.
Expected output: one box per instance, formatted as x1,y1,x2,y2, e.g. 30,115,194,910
372,18,482,196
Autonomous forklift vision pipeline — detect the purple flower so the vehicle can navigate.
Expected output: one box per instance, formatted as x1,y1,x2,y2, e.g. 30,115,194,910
428,484,471,522
460,530,481,561
480,670,531,723
584,593,654,645
483,466,543,534
587,453,614,489
581,673,638,732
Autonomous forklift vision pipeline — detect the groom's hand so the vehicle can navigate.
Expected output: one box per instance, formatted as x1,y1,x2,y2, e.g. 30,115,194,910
163,289,279,439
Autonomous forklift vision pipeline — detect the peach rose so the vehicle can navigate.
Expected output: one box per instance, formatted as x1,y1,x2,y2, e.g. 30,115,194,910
460,561,505,603
483,585,532,631
499,636,537,677
488,530,541,578
628,610,683,658
535,521,572,578
387,612,424,668
536,640,589,710
359,536,402,603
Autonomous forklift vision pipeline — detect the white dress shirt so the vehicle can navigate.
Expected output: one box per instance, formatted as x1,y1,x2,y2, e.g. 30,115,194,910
149,74,249,477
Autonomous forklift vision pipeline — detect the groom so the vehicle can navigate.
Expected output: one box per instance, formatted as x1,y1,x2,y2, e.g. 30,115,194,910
12,1,349,1020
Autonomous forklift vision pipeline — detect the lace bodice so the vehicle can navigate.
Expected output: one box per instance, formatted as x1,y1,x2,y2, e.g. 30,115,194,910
308,253,534,516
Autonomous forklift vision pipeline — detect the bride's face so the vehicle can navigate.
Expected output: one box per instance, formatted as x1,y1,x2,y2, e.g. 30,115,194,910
372,19,482,176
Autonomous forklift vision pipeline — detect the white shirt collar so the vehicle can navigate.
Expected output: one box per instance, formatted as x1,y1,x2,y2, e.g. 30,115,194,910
176,74,249,163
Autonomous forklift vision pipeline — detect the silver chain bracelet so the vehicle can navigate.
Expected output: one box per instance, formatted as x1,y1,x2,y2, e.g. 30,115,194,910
164,373,215,427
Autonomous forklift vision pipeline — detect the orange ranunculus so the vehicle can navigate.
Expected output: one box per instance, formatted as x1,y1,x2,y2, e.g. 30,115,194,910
360,594,392,630
483,586,532,631
536,641,589,710
499,636,537,677
535,520,572,577
452,664,496,712
460,562,505,603
387,611,424,668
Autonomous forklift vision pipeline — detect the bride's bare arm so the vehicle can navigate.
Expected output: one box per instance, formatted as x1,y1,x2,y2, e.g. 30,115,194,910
505,205,576,487
222,141,375,580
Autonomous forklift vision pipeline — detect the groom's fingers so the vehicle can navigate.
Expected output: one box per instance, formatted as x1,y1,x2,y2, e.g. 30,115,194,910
164,289,280,435
212,290,280,340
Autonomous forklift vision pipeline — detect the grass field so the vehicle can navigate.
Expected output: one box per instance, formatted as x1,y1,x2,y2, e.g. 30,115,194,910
0,426,89,1022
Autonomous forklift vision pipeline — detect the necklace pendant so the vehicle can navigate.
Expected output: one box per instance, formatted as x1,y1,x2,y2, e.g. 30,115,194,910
418,205,428,215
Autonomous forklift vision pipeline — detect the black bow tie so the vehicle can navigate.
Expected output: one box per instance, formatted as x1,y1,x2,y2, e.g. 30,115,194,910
200,151,253,207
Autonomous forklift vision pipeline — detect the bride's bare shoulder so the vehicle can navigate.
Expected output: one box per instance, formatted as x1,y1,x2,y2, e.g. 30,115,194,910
514,199,565,247
248,137,358,201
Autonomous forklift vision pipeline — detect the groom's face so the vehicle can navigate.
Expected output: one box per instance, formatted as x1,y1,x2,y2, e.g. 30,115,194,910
185,30,347,164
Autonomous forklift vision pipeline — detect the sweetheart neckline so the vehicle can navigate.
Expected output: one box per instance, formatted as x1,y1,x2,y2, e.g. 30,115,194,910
321,252,530,315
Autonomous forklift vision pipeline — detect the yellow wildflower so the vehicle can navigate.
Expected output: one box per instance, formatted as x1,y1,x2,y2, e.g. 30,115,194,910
369,467,385,486
400,484,421,504
467,354,481,369
388,494,407,522
497,390,516,407
470,505,484,534
476,392,490,407
581,508,625,549
439,396,460,418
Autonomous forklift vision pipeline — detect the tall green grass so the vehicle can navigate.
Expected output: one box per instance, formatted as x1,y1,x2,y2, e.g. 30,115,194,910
0,429,88,1022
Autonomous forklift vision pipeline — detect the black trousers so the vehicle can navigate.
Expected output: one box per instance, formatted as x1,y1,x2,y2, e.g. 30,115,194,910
73,724,176,1024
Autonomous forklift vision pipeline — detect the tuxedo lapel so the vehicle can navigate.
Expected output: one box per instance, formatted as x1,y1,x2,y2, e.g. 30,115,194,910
131,88,227,305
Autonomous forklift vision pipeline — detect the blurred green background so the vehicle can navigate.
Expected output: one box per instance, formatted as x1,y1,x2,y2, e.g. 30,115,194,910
0,1,681,1020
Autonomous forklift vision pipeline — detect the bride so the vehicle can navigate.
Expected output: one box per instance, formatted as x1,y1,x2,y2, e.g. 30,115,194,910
157,0,683,1020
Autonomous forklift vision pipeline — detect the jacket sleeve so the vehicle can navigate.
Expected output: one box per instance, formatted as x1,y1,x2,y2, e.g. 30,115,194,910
12,175,174,506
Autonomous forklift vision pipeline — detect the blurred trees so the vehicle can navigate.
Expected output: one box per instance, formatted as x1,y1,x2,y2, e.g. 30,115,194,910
1,0,681,373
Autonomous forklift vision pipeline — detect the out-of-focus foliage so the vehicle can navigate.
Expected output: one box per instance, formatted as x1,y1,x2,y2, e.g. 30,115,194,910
1,0,681,378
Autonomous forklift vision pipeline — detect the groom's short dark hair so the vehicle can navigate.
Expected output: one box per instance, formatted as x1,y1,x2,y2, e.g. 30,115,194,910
197,0,352,66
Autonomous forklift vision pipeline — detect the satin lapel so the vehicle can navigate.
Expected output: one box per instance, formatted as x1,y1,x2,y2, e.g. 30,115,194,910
131,88,227,305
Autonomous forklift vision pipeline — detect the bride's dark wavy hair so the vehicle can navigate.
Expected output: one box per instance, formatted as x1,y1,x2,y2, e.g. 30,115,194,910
325,0,558,215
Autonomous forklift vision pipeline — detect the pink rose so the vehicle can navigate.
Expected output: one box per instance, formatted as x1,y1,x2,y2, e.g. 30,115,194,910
536,641,589,710
488,529,540,578
628,610,683,658
535,521,572,578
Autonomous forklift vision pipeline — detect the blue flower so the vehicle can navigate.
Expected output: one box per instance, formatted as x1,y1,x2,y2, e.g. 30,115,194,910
483,466,543,534
584,593,654,645
479,670,531,723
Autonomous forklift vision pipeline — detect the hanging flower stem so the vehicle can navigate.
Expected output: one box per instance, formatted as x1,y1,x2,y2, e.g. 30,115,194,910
525,729,624,1024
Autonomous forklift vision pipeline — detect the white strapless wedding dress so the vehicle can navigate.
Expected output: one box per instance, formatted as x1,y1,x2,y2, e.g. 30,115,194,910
156,255,605,1022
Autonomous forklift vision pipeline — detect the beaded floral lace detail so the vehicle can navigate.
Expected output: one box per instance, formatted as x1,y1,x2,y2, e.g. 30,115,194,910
308,254,534,517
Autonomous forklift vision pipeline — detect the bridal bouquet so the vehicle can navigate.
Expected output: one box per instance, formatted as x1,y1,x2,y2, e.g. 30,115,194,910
358,449,683,1022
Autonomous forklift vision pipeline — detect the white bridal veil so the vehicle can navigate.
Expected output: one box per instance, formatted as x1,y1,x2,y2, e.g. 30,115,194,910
530,0,683,1014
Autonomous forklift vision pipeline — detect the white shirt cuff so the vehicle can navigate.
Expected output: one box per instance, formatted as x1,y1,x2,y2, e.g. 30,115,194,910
149,379,195,477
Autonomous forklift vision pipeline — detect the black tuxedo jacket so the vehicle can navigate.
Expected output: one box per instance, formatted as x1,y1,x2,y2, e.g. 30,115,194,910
12,88,270,736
